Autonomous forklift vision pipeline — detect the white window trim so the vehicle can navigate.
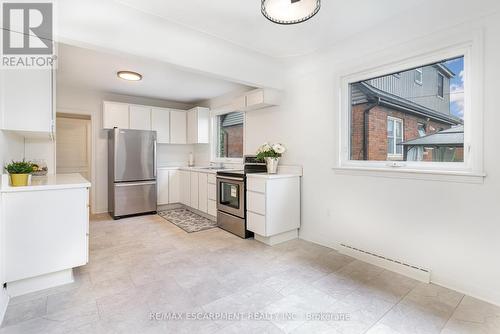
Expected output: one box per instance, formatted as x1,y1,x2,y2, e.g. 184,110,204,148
387,116,404,159
336,30,485,183
210,110,245,164
437,72,445,99
415,68,423,85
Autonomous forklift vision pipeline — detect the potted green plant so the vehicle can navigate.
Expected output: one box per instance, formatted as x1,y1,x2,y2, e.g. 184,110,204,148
256,142,286,174
5,160,34,186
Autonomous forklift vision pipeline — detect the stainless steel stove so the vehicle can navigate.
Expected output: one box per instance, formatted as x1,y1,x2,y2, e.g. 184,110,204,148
216,156,266,238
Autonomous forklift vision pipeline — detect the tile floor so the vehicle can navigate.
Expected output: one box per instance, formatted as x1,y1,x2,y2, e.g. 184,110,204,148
1,213,499,333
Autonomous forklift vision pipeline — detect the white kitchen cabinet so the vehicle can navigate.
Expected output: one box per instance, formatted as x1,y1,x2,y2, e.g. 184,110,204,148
187,107,210,144
0,68,54,134
190,171,199,209
151,108,170,143
208,200,217,217
103,101,129,129
168,169,180,203
157,169,170,205
2,182,89,284
198,172,208,213
179,170,191,206
246,175,301,245
129,105,151,130
170,109,187,144
235,88,282,112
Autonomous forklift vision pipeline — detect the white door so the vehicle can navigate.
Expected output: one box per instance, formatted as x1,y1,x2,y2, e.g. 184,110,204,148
151,108,170,143
103,102,129,129
198,173,208,213
190,171,199,209
168,169,180,203
170,110,187,144
56,116,91,180
157,169,169,205
129,105,151,130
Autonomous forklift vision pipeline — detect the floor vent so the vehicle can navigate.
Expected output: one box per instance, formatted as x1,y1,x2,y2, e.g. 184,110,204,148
339,243,431,283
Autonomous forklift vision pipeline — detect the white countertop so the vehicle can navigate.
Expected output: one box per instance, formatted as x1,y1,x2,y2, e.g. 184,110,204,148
157,166,233,174
246,172,302,179
1,173,91,193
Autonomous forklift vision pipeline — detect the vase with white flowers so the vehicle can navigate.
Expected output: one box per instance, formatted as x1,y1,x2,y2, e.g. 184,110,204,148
256,142,286,174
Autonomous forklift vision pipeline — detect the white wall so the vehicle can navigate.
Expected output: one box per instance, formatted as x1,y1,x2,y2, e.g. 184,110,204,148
233,10,500,306
56,85,194,214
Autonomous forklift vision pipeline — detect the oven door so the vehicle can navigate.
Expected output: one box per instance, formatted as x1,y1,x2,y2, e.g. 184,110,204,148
217,176,245,218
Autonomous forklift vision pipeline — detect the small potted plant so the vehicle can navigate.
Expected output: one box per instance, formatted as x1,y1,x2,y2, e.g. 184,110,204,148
5,160,34,187
256,142,286,174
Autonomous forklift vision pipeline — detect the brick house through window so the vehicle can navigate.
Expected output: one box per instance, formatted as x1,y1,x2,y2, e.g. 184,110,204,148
350,59,464,162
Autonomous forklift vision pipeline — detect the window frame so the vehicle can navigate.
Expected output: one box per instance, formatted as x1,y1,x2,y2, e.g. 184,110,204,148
210,110,245,164
337,35,484,182
415,68,423,85
437,72,445,99
387,116,404,159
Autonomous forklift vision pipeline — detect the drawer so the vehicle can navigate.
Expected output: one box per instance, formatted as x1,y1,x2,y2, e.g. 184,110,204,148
247,191,266,215
247,178,266,193
208,183,216,200
208,200,217,217
247,211,266,236
207,174,216,184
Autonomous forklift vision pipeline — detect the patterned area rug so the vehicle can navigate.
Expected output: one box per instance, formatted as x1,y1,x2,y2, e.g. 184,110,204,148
158,208,217,233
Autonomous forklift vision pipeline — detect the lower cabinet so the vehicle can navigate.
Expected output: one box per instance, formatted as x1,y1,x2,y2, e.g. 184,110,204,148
198,173,208,213
179,170,191,206
2,187,89,283
168,170,180,203
190,172,199,209
157,169,170,205
246,176,300,239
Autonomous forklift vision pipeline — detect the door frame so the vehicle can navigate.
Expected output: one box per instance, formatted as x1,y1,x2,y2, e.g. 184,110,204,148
56,109,95,213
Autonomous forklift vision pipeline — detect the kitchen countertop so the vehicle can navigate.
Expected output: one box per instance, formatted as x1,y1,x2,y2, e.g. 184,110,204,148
246,172,302,179
157,166,233,174
0,173,91,193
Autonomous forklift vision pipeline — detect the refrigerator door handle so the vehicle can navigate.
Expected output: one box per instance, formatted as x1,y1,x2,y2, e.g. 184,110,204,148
153,140,157,177
115,181,157,187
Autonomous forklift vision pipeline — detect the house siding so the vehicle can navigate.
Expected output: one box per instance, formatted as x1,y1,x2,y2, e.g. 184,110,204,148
351,103,452,161
366,66,451,115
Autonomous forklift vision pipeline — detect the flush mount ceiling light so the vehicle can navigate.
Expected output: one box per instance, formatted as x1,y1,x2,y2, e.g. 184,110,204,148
261,0,321,25
117,71,142,81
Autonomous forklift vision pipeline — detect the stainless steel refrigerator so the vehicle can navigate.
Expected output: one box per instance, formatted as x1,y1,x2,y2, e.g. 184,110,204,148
108,128,157,219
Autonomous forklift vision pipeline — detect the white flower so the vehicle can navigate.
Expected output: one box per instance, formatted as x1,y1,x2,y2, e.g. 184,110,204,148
272,143,286,154
261,143,272,152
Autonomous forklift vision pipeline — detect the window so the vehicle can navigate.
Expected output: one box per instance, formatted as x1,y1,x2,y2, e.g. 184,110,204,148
347,55,466,165
437,73,444,98
213,111,244,161
417,123,426,137
387,117,403,158
415,68,423,85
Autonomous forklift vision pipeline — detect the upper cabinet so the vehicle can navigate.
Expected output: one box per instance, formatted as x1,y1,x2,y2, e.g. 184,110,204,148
102,101,129,129
129,105,151,130
0,68,54,134
170,109,187,144
187,107,209,144
235,88,282,112
151,108,170,144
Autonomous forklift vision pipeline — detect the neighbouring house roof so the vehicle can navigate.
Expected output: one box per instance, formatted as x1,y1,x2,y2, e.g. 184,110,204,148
434,63,455,78
221,112,244,127
401,125,464,147
355,82,463,126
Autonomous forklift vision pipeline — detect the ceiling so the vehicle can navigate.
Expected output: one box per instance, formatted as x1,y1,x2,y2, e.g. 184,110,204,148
114,0,429,58
56,43,250,103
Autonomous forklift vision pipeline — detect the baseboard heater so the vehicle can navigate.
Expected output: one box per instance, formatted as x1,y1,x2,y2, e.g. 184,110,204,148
339,243,431,283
